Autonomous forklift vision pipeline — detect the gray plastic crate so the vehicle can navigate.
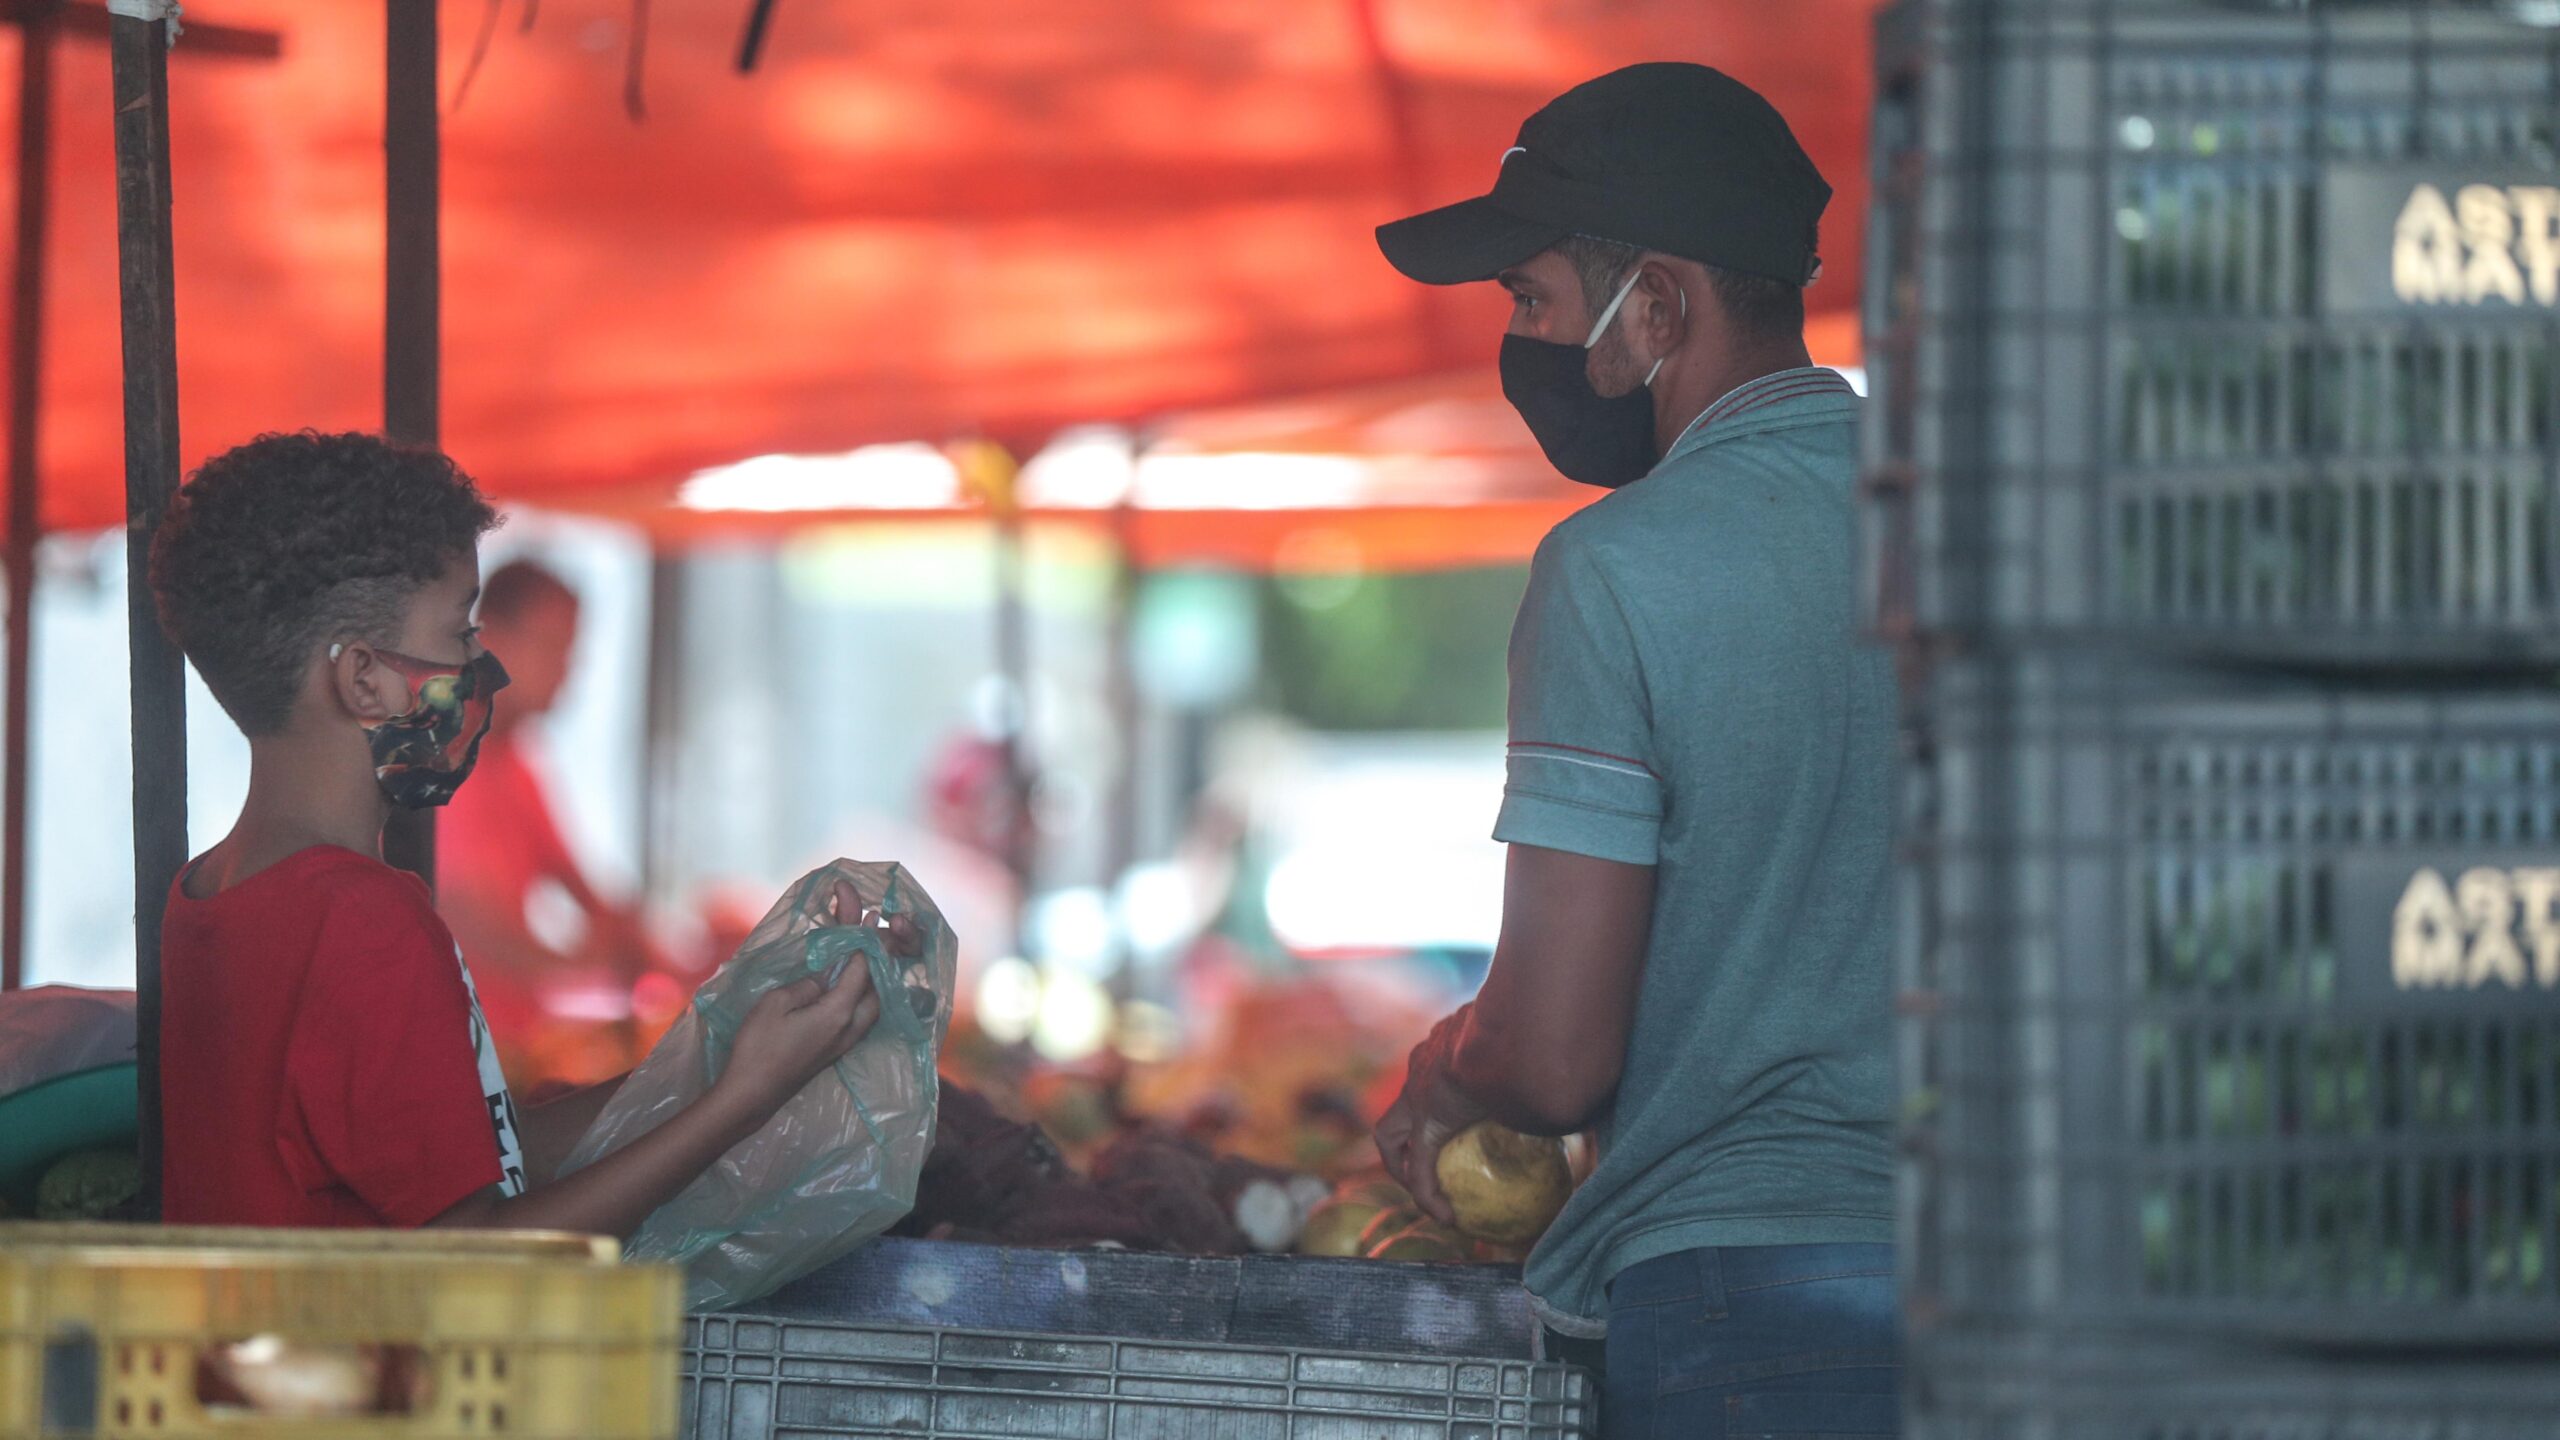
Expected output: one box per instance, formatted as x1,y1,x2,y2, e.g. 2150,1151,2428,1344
1865,0,2560,665
679,1313,1597,1440
751,1238,1546,1361
1901,648,2560,1354
1909,1330,2560,1440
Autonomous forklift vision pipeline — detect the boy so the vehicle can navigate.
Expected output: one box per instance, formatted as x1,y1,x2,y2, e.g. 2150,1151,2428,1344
150,431,887,1232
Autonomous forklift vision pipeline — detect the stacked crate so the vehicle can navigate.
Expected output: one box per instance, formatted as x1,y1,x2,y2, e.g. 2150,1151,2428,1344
1867,1,2560,1434
675,1235,1599,1440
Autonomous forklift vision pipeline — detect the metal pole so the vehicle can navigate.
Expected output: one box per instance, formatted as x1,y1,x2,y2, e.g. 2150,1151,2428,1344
1101,502,1141,1003
640,552,682,905
4,1,54,992
109,0,187,1222
992,508,1035,900
735,0,781,73
381,0,438,884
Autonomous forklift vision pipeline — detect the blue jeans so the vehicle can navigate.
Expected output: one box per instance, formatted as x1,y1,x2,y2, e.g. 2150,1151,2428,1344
1596,1244,1900,1440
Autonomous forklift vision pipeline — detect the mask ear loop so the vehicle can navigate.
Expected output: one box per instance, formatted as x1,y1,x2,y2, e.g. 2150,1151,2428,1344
1583,268,1644,348
1587,266,1689,387
1641,288,1689,387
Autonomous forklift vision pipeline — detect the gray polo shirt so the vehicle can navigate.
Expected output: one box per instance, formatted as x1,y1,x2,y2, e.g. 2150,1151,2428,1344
1496,367,1896,1333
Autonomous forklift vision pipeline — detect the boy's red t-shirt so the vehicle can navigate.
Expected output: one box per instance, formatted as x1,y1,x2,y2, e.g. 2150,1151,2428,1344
160,845,528,1227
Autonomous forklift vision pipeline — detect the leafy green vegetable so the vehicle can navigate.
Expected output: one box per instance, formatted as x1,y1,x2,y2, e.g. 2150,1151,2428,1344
35,1147,141,1221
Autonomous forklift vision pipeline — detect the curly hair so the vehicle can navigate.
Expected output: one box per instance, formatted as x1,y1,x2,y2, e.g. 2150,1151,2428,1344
149,432,501,736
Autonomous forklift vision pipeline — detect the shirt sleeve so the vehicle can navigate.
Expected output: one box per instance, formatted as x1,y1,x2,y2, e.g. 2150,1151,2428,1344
1494,530,1665,866
286,880,504,1226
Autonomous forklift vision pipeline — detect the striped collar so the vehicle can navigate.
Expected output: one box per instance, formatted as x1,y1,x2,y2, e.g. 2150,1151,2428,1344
1665,366,1857,459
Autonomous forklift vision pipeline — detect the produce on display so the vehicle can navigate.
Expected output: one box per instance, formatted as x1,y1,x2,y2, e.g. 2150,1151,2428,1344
35,1146,143,1221
1365,1217,1472,1263
1435,1122,1572,1246
1283,1168,1538,1263
1297,1193,1389,1257
896,1081,1574,1264
897,1085,1330,1254
1354,1195,1424,1255
1106,976,1426,1174
897,964,1583,1264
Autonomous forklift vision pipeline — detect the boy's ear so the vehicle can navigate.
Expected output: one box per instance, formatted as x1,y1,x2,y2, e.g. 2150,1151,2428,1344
327,642,408,724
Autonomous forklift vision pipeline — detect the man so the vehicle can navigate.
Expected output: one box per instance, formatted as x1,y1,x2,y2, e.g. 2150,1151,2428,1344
1369,63,1899,1437
439,559,658,1093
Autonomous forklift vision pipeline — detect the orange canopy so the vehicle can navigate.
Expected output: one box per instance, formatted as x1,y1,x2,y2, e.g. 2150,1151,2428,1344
600,343,1844,573
8,0,1878,534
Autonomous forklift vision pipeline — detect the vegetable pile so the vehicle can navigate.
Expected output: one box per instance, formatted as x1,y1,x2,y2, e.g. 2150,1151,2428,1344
897,1086,1565,1263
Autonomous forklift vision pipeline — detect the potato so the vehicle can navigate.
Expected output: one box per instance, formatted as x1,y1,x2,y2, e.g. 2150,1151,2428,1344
1434,1122,1571,1246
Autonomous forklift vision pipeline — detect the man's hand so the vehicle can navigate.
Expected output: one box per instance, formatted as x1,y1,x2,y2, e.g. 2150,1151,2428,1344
1374,1008,1492,1227
1371,843,1655,1231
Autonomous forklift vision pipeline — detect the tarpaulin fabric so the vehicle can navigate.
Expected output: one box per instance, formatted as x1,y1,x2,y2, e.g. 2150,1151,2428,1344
5,0,1878,533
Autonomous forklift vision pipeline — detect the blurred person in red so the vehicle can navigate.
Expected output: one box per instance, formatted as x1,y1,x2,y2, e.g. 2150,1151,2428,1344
816,723,1026,1040
438,559,663,1094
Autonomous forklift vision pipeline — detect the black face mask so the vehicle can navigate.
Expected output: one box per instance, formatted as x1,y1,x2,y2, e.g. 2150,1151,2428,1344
1498,269,1670,490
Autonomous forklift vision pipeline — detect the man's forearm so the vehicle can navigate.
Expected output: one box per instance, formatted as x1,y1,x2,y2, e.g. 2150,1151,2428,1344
1448,1002,1613,1136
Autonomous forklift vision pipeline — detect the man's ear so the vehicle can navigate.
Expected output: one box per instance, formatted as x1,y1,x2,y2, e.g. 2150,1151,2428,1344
1633,260,1691,355
328,642,406,723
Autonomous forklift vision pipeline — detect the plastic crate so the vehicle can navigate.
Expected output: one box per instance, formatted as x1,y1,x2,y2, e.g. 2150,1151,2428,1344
0,1222,685,1439
1900,649,2560,1352
679,1312,1598,1440
1864,0,2560,665
1908,1331,2560,1440
753,1237,1548,1361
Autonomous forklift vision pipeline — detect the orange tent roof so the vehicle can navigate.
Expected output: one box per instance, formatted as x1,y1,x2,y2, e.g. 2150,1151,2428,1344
601,331,1859,573
9,1,1879,533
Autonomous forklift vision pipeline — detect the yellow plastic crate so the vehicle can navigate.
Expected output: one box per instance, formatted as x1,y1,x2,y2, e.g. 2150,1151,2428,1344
0,1223,682,1440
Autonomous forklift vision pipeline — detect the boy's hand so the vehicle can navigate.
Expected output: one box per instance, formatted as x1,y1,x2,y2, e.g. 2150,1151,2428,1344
711,879,908,1118
715,970,881,1117
824,877,924,960
434,872,932,1240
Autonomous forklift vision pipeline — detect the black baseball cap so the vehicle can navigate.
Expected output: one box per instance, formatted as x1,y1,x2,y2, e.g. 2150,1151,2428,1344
1376,63,1831,288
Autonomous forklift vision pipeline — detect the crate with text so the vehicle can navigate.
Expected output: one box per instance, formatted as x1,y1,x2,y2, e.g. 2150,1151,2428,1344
0,1224,683,1440
1901,649,2560,1350
1867,0,2560,666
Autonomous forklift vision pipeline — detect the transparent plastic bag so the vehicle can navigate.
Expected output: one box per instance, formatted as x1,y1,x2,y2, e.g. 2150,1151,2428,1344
559,859,955,1311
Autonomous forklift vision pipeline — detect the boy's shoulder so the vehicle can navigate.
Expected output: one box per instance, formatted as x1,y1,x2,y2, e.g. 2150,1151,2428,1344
171,847,458,1012
223,846,446,940
286,851,461,995
305,847,440,916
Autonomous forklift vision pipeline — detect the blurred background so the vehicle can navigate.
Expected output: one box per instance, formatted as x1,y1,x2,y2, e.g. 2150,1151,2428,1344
7,0,2560,1434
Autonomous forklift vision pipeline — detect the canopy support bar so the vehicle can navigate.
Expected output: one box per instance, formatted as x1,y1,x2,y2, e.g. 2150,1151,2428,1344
381,0,439,886
110,0,189,1221
4,2,55,994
